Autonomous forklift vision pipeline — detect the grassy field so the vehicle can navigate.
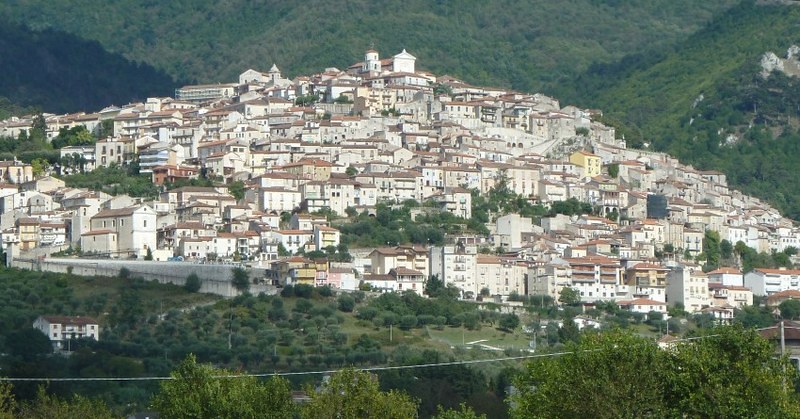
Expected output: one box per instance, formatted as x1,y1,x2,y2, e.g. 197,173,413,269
426,326,533,351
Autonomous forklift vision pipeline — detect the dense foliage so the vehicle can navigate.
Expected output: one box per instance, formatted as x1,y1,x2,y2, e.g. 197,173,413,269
512,327,800,418
566,1,800,219
0,20,175,114
62,164,160,198
339,201,457,247
0,268,520,416
0,1,735,98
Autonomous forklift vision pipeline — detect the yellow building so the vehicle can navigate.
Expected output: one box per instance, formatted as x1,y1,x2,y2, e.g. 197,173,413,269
268,256,328,286
0,160,33,184
281,158,332,181
569,150,601,179
16,217,40,250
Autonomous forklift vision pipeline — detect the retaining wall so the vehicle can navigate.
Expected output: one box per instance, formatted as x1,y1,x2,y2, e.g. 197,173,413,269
10,257,275,297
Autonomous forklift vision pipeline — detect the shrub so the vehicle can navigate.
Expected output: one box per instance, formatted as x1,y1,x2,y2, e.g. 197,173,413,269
184,273,202,293
337,295,356,312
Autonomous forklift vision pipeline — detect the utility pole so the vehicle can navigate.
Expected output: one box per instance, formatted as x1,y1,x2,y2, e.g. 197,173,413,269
781,320,786,357
781,321,787,389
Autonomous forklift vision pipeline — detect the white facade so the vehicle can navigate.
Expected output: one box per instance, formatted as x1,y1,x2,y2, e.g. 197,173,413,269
429,244,478,296
34,315,99,349
744,268,800,296
665,267,711,313
86,205,157,258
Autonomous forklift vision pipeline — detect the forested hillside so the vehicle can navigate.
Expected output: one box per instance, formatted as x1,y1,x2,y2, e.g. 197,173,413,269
0,0,736,94
0,21,176,115
559,1,800,218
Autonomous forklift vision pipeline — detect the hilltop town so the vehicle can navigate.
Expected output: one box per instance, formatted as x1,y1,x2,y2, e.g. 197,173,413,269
1,48,798,322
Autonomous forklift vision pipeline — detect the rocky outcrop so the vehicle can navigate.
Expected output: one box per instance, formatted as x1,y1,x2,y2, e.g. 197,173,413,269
760,45,800,78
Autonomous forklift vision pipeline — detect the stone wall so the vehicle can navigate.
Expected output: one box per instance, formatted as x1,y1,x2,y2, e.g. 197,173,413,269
10,257,275,297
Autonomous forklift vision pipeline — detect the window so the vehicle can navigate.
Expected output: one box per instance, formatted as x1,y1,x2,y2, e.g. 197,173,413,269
143,219,148,228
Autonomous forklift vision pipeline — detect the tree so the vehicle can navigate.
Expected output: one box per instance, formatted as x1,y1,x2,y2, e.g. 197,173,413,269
703,230,721,270
338,294,356,312
425,275,460,299
607,163,619,178
153,355,295,419
512,331,667,419
184,273,202,293
0,382,13,419
557,318,580,344
512,327,800,419
30,113,47,142
231,267,250,293
720,239,734,260
30,158,49,177
346,166,358,176
229,180,245,201
6,329,53,362
498,313,520,331
662,326,800,418
144,247,153,261
558,287,581,306
400,314,418,330
735,305,775,328
277,243,291,257
301,368,418,419
779,299,800,320
18,388,113,419
433,403,487,419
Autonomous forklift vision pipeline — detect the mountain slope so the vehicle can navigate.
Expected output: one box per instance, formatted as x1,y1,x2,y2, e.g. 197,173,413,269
0,1,737,94
559,1,800,218
0,21,177,114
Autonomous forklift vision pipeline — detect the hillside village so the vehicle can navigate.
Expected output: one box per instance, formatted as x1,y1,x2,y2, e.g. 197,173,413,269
1,48,799,322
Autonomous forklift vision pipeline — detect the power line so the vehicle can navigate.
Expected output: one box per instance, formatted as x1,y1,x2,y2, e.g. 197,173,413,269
0,352,552,382
0,332,737,383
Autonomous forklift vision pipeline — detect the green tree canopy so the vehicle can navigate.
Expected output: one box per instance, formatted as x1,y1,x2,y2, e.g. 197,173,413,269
779,299,800,320
558,287,581,306
231,267,250,293
511,327,800,418
152,354,295,419
301,368,419,419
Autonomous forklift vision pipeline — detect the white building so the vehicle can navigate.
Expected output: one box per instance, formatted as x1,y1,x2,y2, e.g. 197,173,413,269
665,266,711,313
81,205,157,258
744,268,800,296
33,315,99,349
617,298,668,319
706,267,744,287
429,243,478,296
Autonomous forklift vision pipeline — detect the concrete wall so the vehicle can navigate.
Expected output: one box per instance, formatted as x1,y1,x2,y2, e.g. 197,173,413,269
10,257,274,297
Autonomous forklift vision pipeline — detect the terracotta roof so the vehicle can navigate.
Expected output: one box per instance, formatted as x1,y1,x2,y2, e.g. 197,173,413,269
629,263,668,271
82,229,115,236
93,206,144,218
391,267,424,276
753,268,800,276
706,267,742,275
618,298,665,306
40,315,99,326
